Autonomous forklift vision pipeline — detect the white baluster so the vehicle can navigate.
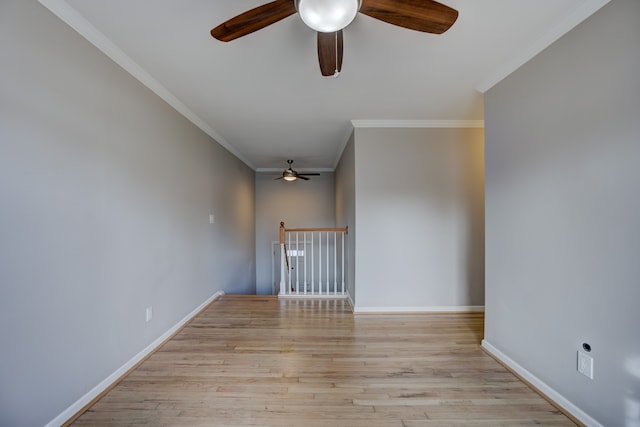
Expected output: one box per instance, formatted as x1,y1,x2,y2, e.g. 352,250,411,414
333,231,338,294
341,231,345,294
303,232,307,295
318,231,322,294
295,232,299,295
326,231,329,294
311,232,315,295
280,243,286,295
287,232,291,294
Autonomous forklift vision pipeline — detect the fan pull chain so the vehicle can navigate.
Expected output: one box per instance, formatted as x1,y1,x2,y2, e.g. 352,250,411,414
333,31,340,78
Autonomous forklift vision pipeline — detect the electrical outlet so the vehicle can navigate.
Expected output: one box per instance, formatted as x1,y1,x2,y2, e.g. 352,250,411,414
145,306,153,322
209,214,215,224
577,350,594,379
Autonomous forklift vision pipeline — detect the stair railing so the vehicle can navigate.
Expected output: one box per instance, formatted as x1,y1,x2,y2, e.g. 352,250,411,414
278,221,348,297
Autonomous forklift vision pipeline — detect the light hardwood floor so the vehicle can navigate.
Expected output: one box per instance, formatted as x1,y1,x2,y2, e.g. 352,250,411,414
71,295,576,426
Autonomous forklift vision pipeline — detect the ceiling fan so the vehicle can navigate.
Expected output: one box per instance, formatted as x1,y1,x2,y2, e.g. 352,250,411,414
211,0,458,76
275,160,320,181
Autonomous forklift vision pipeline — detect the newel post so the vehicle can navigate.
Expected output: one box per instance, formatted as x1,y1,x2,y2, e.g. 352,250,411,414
279,221,286,295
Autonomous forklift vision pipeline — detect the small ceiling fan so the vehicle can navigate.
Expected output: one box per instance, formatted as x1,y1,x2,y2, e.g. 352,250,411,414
275,160,320,181
211,0,458,76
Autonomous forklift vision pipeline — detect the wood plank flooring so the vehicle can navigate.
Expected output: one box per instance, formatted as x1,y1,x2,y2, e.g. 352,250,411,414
71,295,576,426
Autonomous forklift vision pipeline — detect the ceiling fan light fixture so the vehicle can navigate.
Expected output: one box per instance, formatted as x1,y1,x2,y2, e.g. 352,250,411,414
283,168,297,181
296,0,360,33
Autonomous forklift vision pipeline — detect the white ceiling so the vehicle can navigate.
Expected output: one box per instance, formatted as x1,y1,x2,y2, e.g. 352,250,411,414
41,0,608,170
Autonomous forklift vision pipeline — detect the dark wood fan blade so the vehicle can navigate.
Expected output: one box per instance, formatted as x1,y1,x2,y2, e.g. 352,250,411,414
298,173,320,176
317,30,343,76
297,175,310,180
360,0,458,34
211,0,296,42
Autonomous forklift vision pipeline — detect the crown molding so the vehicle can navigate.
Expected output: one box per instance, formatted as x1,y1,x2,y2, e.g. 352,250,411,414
256,168,334,173
351,120,484,128
38,0,255,170
476,0,610,93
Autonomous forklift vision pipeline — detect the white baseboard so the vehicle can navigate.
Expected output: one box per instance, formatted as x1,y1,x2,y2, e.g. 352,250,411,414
278,294,348,299
481,340,603,427
346,292,355,312
353,305,484,314
45,290,225,427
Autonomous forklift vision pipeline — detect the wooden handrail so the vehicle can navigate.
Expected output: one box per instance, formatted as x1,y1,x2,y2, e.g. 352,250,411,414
279,222,348,244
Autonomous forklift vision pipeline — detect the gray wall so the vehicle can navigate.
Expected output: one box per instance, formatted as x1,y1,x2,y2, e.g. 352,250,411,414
255,171,335,295
352,127,485,309
0,1,255,426
335,133,356,303
484,1,640,425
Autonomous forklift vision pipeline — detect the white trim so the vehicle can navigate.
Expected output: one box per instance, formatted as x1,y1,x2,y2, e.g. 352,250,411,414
346,292,355,312
481,340,603,427
37,0,254,170
351,120,484,129
256,167,334,173
45,291,225,427
278,294,348,299
475,0,610,92
353,305,485,314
